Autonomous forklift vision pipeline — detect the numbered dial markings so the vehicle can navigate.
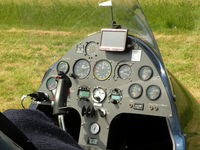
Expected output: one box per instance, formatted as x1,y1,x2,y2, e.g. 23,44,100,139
93,87,106,103
147,85,161,100
73,59,91,79
57,61,69,74
118,64,132,79
139,66,153,81
129,84,143,99
86,42,98,57
94,60,112,80
46,77,58,91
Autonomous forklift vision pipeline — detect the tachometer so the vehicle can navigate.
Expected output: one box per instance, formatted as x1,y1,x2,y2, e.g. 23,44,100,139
118,64,132,79
73,59,91,79
94,60,112,81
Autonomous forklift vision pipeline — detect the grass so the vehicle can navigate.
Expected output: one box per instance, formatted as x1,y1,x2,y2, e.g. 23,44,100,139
140,0,200,31
0,0,199,31
155,31,200,100
0,28,94,111
0,0,200,111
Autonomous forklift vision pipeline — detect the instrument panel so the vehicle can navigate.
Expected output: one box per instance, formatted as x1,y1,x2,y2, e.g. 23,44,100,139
37,31,172,149
47,58,161,103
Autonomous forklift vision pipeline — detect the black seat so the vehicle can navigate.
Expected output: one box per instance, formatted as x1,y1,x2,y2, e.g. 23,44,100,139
0,112,37,150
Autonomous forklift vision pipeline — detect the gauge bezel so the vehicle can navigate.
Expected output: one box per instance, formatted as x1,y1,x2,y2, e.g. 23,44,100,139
46,77,58,91
128,83,143,99
85,41,98,57
77,86,90,99
118,64,132,79
90,123,100,135
138,66,153,81
57,61,69,74
109,88,123,103
73,59,91,79
92,87,107,103
146,85,161,101
93,59,112,81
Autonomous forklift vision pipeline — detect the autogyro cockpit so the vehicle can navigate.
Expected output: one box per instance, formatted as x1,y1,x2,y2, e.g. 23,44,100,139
28,0,188,150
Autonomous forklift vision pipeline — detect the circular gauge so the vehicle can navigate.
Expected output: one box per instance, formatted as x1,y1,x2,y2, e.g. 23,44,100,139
94,60,112,81
147,85,161,100
110,88,123,104
129,84,143,99
90,123,100,135
57,61,69,74
73,59,91,79
139,66,153,81
86,42,98,57
46,77,58,91
93,87,106,103
118,64,132,79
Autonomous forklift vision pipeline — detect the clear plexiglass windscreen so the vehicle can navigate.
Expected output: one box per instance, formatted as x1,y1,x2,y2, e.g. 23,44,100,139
66,0,160,56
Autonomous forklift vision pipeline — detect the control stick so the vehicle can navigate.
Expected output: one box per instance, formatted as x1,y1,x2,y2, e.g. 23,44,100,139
53,71,72,131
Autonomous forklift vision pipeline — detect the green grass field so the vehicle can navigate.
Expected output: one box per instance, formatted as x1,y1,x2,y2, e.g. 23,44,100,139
0,0,200,111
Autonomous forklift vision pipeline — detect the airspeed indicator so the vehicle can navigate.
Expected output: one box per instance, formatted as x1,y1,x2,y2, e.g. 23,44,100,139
93,60,112,81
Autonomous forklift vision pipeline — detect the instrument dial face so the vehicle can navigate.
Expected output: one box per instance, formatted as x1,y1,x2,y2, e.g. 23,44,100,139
90,123,100,135
46,77,58,91
147,85,161,100
129,84,143,99
139,66,153,81
118,64,132,79
73,59,91,79
57,61,69,74
86,42,98,57
93,87,106,103
110,88,123,103
94,60,112,81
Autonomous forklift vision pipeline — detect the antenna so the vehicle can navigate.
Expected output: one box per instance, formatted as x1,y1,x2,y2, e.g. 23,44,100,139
99,0,121,29
110,5,114,23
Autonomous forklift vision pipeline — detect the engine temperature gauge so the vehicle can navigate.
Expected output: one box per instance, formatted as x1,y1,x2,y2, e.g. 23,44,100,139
93,87,106,103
